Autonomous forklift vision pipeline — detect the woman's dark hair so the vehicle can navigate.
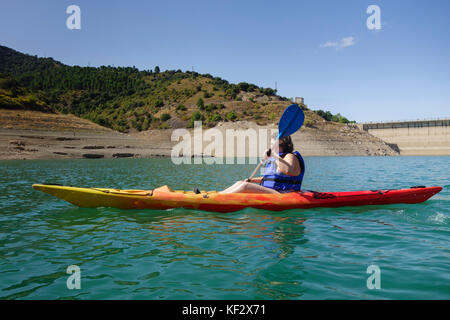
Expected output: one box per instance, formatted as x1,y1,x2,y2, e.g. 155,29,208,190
279,136,294,153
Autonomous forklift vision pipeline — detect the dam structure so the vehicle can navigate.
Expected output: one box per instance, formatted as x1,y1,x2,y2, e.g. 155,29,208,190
359,119,450,155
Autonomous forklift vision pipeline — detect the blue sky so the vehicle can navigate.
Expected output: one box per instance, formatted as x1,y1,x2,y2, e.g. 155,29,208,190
1,0,449,122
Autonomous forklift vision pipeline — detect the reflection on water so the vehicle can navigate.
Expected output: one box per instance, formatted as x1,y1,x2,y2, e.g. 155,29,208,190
133,210,310,299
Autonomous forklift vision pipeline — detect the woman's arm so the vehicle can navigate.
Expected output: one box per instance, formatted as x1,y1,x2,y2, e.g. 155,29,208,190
246,177,263,183
277,153,301,176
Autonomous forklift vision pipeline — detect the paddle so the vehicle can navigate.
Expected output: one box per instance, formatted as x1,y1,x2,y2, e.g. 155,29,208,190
247,104,305,181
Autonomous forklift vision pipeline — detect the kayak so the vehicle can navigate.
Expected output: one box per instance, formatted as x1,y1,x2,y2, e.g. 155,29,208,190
32,184,442,213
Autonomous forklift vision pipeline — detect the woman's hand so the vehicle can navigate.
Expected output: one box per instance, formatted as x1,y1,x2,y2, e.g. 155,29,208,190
246,177,263,184
263,149,272,160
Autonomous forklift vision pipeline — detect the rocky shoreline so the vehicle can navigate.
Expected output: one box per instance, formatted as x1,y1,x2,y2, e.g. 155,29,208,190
0,109,400,160
0,124,399,161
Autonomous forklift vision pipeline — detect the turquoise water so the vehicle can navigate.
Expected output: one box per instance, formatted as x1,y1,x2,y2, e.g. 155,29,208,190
0,156,449,300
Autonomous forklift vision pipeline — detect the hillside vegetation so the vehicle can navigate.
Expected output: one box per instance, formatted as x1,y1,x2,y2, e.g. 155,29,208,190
0,45,352,132
0,76,52,112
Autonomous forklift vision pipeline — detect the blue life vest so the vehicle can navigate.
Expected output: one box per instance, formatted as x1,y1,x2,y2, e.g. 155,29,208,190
261,151,305,191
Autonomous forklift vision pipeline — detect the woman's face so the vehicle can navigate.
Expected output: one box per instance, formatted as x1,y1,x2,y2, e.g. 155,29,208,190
278,143,284,153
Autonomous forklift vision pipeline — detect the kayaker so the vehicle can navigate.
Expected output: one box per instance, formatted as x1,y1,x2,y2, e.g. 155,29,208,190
220,136,305,194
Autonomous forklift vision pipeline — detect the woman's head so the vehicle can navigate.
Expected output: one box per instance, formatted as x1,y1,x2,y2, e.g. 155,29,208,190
279,136,294,153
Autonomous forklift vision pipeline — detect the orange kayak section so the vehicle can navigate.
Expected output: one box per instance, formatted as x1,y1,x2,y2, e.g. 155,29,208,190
32,184,442,213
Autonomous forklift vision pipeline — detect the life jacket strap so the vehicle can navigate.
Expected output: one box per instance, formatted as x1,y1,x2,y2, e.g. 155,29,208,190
261,177,302,184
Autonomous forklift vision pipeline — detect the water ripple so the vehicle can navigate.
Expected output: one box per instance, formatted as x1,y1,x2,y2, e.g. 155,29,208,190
0,157,449,299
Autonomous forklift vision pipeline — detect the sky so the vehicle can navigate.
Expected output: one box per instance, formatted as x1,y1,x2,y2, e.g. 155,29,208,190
1,0,449,122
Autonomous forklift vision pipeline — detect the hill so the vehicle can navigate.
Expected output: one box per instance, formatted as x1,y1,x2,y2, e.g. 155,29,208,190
0,45,62,75
1,45,397,161
0,45,299,132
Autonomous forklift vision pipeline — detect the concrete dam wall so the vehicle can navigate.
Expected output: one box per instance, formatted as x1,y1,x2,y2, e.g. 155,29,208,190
360,119,450,155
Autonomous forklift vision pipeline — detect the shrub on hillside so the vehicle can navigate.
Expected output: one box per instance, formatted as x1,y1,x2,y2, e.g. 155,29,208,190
238,82,249,91
161,113,171,121
158,122,170,129
304,119,315,128
210,113,222,122
197,98,204,110
192,111,204,121
226,111,237,121
262,88,276,96
189,111,205,128
205,103,217,112
268,112,276,121
314,109,352,123
154,99,164,108
142,117,150,130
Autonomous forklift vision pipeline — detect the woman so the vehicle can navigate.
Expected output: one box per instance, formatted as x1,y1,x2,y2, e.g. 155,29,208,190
220,136,305,194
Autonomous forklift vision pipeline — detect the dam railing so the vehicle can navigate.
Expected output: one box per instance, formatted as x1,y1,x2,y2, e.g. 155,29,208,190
359,118,450,131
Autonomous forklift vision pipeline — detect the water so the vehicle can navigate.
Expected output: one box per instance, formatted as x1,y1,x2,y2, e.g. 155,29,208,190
0,156,449,299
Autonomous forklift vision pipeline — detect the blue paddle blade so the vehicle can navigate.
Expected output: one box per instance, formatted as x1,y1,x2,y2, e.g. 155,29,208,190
278,104,305,139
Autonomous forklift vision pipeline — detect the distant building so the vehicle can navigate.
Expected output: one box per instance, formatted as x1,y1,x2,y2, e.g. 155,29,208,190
294,97,304,105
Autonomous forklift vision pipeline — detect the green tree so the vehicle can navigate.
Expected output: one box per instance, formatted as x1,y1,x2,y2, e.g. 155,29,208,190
142,117,150,131
238,82,249,91
339,117,350,123
205,103,217,112
154,99,164,108
154,66,160,74
226,111,237,121
197,98,204,110
189,111,205,128
176,104,187,111
262,88,276,96
161,113,171,121
192,111,204,121
210,113,222,122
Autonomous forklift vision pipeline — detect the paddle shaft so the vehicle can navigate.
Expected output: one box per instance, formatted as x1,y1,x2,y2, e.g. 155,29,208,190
247,156,267,182
247,140,280,181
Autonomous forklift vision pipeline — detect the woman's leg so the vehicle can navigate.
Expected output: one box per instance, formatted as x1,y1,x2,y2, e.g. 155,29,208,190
220,181,279,194
219,181,245,194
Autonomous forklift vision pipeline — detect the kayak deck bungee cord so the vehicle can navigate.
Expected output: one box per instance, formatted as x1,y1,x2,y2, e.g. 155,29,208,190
32,184,442,213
